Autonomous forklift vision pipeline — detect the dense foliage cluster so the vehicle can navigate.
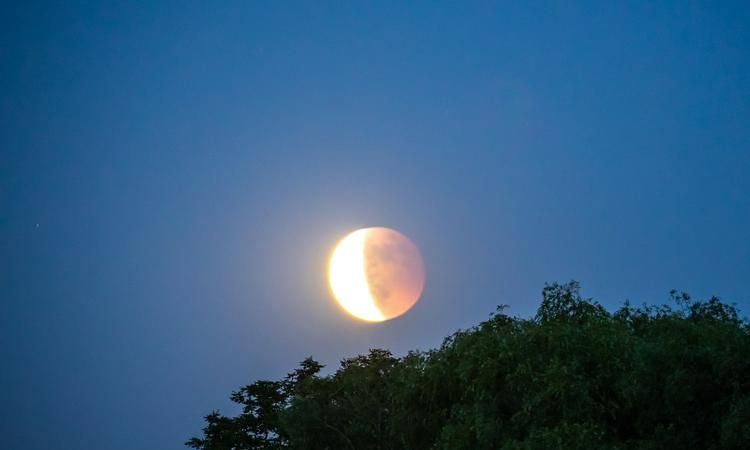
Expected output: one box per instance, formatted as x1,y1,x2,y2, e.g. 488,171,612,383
187,282,750,449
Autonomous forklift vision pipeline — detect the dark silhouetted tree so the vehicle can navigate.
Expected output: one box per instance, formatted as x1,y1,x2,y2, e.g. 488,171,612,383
188,282,750,449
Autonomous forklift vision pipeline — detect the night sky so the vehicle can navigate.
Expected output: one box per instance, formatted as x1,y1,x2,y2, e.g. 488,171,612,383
2,2,749,449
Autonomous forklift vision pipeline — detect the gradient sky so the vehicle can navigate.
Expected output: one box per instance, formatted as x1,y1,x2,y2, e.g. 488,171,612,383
2,2,749,449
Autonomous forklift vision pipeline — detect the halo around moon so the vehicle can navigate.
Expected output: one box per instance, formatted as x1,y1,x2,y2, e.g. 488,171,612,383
328,227,425,322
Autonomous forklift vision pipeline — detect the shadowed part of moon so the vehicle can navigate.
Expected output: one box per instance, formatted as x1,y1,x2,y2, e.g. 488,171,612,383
363,228,425,320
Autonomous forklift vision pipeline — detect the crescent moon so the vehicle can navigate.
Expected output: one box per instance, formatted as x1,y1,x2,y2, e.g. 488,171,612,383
328,227,425,322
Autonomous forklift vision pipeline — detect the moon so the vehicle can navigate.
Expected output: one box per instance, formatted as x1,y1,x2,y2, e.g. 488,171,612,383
328,227,425,322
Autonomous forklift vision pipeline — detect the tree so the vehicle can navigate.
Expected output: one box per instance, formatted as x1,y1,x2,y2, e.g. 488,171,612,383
187,282,750,449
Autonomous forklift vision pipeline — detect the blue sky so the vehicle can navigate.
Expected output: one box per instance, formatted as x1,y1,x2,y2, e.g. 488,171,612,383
2,2,749,449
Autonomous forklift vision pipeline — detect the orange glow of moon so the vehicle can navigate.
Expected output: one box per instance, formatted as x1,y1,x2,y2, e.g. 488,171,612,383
328,227,425,322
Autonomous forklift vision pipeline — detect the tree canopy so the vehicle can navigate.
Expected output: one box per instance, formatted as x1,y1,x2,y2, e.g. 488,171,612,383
187,282,750,449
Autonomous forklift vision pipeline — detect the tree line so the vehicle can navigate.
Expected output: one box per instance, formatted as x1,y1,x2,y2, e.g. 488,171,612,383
187,282,750,449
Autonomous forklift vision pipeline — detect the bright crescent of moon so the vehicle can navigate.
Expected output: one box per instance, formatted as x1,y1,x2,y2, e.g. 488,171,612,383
328,229,385,322
328,227,425,322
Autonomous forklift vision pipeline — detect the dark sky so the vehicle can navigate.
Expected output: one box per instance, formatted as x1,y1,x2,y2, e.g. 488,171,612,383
2,2,749,449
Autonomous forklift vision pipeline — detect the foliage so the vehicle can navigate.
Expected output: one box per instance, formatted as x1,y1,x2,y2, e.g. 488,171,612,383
187,282,750,449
